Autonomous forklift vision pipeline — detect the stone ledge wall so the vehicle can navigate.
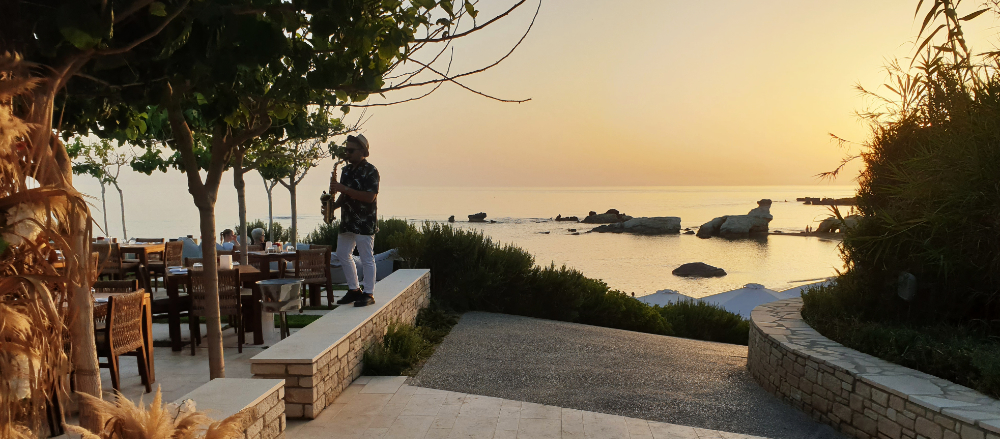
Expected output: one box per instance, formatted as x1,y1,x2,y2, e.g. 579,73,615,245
251,272,431,419
174,379,285,439
239,385,285,439
749,298,1000,439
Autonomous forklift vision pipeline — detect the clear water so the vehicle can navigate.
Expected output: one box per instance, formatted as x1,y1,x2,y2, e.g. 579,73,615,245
100,184,855,299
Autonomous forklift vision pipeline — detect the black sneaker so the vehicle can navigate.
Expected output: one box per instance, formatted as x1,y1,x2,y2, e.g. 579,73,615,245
354,294,375,307
337,289,363,305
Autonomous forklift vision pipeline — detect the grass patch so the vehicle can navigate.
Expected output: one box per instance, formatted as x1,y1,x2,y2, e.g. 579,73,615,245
277,314,323,328
803,281,1000,399
362,301,459,376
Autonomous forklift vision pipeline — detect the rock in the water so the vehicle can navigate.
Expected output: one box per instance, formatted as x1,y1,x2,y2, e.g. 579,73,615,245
448,215,455,222
672,262,727,278
697,199,773,238
582,209,633,224
696,216,727,238
555,214,580,222
815,214,860,233
591,217,681,235
683,230,695,235
468,212,487,222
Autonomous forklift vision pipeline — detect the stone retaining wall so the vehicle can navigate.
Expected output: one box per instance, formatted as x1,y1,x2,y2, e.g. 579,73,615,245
250,270,431,419
749,298,1000,439
173,378,285,439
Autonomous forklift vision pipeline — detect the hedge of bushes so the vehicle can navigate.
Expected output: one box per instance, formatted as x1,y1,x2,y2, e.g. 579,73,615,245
307,219,749,345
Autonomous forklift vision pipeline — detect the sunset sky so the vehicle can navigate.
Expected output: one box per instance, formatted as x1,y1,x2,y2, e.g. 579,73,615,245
71,0,1000,237
354,0,999,187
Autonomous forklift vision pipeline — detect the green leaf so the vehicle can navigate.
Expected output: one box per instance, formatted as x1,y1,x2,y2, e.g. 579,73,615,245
149,2,167,16
441,0,453,14
193,92,208,105
0,237,8,256
60,27,101,49
341,105,351,114
436,18,452,26
335,90,349,102
271,106,289,120
464,0,478,18
413,0,436,9
136,119,147,134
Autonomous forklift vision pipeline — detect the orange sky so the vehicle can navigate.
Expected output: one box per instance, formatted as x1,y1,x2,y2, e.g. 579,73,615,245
343,0,1000,187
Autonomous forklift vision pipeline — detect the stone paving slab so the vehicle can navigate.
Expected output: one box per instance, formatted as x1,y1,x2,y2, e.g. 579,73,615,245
411,312,843,439
286,379,778,439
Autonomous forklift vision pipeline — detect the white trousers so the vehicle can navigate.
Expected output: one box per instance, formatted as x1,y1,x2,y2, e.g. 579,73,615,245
337,232,376,294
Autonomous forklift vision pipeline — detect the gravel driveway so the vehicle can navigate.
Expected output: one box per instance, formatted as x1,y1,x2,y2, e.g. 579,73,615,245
413,312,842,439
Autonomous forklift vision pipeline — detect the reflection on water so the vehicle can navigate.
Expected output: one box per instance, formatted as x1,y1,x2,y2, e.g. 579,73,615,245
114,185,852,298
440,218,844,299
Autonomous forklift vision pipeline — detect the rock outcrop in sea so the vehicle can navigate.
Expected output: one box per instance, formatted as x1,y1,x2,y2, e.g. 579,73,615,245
468,212,487,222
696,199,773,238
815,214,860,233
555,214,579,222
582,209,633,224
591,217,681,235
672,262,727,277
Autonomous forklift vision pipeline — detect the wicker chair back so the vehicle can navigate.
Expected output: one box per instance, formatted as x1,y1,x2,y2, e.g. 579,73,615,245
188,269,241,317
107,291,145,356
164,241,183,266
295,249,329,283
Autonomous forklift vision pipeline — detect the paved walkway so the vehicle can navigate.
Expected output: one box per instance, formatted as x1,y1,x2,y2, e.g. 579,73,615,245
287,376,774,439
412,312,843,439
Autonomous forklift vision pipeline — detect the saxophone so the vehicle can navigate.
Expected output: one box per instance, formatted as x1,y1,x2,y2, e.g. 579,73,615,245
320,164,339,224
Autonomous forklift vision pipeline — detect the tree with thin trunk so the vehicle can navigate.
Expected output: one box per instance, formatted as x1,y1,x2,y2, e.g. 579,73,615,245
233,108,348,263
274,138,337,245
67,138,135,240
23,0,538,401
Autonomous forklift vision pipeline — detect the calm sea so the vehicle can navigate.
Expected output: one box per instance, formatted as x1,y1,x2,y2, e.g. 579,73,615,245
83,180,855,299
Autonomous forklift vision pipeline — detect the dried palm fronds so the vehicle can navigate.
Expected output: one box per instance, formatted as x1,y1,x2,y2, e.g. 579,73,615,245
65,389,245,439
1,51,92,437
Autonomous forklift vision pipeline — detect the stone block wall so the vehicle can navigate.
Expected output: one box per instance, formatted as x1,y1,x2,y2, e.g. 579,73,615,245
238,385,286,439
749,299,1000,439
251,271,431,419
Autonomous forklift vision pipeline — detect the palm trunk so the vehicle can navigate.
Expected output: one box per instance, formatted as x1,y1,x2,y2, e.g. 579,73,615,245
114,182,127,241
234,151,248,265
28,78,104,430
69,221,103,430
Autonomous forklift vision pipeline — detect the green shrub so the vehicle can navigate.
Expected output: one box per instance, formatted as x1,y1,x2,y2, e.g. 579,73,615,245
362,301,461,376
656,300,749,344
804,281,1000,398
236,219,292,242
302,218,413,254
362,322,429,376
312,220,744,345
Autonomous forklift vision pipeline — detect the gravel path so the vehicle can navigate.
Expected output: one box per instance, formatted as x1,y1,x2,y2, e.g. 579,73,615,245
413,312,842,439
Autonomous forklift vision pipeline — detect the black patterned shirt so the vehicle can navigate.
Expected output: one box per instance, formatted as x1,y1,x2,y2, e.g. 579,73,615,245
340,160,379,235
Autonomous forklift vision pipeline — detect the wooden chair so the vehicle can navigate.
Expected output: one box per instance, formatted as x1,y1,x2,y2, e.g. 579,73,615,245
95,291,152,393
187,269,245,355
93,242,141,281
184,257,203,267
287,249,333,307
148,241,183,291
93,279,140,294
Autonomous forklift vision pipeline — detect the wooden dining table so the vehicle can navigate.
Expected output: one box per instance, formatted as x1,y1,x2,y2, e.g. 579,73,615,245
120,242,165,292
164,265,268,351
240,251,296,279
92,291,155,382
